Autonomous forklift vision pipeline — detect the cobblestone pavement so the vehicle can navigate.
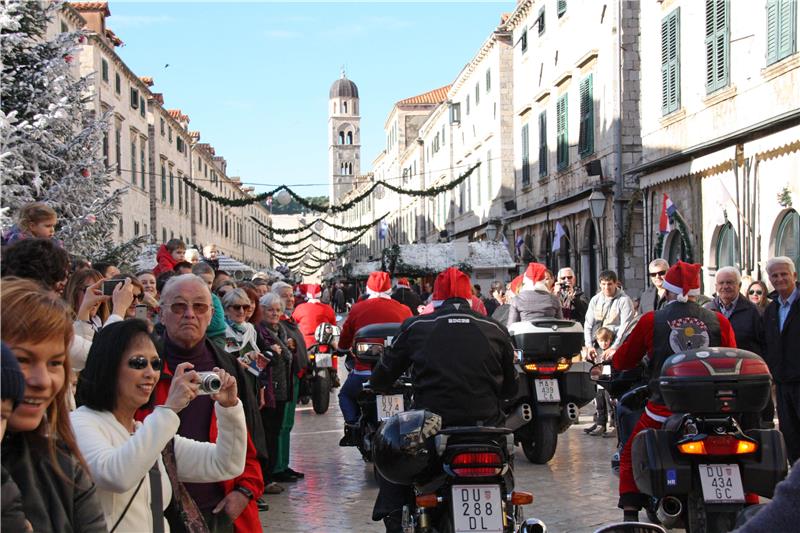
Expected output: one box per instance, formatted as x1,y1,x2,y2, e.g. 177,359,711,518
260,370,627,533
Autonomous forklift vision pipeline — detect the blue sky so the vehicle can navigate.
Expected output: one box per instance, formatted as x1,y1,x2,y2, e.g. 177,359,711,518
109,1,510,197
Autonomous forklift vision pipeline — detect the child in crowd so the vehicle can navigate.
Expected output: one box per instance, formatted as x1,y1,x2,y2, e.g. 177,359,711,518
1,202,58,245
584,327,616,437
152,238,186,276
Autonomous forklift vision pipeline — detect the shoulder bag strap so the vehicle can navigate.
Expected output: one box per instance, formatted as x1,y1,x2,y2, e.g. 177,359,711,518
109,476,146,533
149,461,165,533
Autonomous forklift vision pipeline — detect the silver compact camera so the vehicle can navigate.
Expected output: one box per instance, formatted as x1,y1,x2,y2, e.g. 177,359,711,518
196,371,222,395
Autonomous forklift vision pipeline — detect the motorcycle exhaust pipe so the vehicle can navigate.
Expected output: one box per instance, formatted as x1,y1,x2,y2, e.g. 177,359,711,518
566,403,579,422
505,404,533,431
656,496,683,528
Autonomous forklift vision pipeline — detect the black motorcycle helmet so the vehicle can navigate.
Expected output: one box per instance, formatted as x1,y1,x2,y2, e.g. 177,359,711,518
373,409,442,485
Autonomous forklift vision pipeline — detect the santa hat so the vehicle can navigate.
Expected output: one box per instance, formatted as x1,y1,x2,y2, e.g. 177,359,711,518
509,275,524,295
431,267,472,307
396,277,411,290
522,262,548,291
366,271,392,299
305,283,322,301
661,261,702,302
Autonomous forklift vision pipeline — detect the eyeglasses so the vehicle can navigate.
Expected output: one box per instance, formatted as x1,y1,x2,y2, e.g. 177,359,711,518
649,270,667,277
227,304,252,312
748,289,763,296
128,356,162,371
134,292,144,301
168,302,210,315
559,276,573,280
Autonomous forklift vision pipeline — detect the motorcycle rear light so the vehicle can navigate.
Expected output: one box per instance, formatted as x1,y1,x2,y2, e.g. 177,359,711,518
450,452,503,477
523,360,569,374
740,358,770,375
677,435,758,455
415,493,440,508
664,360,709,377
510,491,534,505
556,361,571,372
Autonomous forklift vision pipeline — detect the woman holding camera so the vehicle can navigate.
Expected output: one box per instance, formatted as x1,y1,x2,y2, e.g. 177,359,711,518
1,277,107,532
71,320,247,532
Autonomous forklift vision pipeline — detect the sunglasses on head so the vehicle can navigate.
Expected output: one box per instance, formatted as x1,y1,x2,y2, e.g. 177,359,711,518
228,304,252,312
128,355,162,371
649,270,667,277
748,289,763,296
169,302,210,315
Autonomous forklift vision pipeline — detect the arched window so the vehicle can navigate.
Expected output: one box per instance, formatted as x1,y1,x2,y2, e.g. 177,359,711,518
775,209,800,272
343,101,348,113
333,102,337,114
715,222,739,269
338,131,345,145
346,131,353,144
663,229,686,264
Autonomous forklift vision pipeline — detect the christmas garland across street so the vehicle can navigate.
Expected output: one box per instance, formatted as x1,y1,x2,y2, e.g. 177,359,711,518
249,212,389,236
259,224,372,247
181,162,479,212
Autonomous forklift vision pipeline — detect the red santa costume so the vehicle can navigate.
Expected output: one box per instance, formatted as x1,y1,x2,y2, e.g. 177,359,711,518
292,283,338,368
612,261,739,512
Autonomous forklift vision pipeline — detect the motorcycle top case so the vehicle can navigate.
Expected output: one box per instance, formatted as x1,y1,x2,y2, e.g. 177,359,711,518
353,322,402,365
658,348,772,415
508,318,584,360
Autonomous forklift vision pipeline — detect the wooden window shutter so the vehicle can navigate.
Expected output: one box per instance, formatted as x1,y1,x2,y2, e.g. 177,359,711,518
538,111,547,177
579,74,594,157
661,8,681,115
705,1,729,93
557,94,568,170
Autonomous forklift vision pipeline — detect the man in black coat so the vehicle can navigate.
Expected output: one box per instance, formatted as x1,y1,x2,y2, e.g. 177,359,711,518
390,277,422,315
637,258,670,315
555,267,589,322
703,266,765,355
763,257,800,463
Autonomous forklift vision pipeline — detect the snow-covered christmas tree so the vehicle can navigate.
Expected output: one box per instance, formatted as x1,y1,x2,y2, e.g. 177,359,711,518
0,0,145,266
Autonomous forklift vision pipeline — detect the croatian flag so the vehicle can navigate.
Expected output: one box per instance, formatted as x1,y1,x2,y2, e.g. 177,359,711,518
659,194,677,235
552,221,567,252
379,220,388,240
515,235,524,257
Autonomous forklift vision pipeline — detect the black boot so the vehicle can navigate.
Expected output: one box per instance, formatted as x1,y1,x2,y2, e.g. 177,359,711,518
589,424,607,436
583,423,599,434
338,423,358,447
623,510,639,522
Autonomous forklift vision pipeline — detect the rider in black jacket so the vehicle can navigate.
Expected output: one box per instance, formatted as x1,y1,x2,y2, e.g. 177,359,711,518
370,267,519,531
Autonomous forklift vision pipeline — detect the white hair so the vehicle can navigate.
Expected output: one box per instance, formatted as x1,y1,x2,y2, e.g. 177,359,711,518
557,267,575,278
715,266,742,284
766,256,796,276
159,274,210,305
259,291,285,312
271,281,292,295
649,258,669,271
222,288,251,307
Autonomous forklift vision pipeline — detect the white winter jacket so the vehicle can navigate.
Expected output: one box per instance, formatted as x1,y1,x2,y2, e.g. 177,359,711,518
70,401,247,532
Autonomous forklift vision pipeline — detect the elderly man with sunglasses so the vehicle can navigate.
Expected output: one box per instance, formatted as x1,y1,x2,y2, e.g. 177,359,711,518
637,259,670,315
136,274,266,533
554,267,589,322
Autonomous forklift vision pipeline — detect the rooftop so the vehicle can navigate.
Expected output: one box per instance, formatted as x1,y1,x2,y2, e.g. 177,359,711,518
397,84,452,106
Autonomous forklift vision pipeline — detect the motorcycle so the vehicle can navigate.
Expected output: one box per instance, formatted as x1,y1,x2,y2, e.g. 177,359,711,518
305,322,340,415
505,318,596,464
592,347,788,533
373,409,547,533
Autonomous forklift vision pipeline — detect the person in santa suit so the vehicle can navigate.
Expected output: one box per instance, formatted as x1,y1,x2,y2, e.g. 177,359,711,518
291,283,339,377
391,277,422,316
608,261,738,522
337,271,413,446
507,262,563,325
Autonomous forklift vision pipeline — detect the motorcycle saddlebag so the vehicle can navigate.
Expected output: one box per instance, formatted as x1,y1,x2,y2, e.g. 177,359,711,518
353,322,402,365
632,428,692,497
658,348,772,415
740,429,788,498
508,319,584,361
561,361,597,408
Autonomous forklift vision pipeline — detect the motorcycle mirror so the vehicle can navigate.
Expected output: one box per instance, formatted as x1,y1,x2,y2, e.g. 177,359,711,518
593,523,666,533
589,363,607,381
520,518,547,533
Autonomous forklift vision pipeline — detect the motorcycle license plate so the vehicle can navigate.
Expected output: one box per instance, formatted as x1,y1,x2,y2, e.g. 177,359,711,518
452,485,503,533
698,464,745,503
315,352,333,368
534,379,560,402
376,394,404,421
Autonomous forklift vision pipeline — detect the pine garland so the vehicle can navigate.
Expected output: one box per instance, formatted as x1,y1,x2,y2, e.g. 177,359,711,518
250,212,389,235
654,211,694,262
259,225,372,247
182,162,479,212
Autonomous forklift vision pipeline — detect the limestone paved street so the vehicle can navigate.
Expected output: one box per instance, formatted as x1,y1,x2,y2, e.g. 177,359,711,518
261,376,624,533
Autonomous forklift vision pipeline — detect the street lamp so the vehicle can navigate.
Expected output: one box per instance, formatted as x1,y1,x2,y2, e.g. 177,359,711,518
485,219,502,241
587,189,607,269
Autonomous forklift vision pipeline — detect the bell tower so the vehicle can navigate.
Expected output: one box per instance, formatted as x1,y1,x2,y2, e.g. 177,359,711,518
328,69,361,205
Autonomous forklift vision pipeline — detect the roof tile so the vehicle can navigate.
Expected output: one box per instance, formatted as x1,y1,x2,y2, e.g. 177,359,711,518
397,84,452,106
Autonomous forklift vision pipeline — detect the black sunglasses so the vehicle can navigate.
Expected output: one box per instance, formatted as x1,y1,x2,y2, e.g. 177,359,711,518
649,270,667,277
227,304,252,312
748,289,763,296
128,356,162,371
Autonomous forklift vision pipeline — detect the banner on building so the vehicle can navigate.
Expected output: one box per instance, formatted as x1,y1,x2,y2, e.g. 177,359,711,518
552,221,566,252
659,194,677,235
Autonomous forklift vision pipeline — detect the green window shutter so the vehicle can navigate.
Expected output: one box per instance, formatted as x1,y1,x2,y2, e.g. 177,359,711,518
521,124,530,185
161,165,166,201
557,94,568,170
661,8,681,115
538,111,548,177
705,1,729,93
579,75,594,157
558,0,567,18
778,0,797,61
169,171,174,206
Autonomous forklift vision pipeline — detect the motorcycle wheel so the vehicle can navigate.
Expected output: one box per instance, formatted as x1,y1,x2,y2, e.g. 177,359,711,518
685,487,738,533
521,418,558,464
311,374,331,414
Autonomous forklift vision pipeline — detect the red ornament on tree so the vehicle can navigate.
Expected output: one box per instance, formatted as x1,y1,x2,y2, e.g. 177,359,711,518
78,35,86,44
64,55,74,63
80,168,90,178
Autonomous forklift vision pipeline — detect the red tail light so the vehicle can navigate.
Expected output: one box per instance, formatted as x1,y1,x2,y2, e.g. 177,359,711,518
678,435,758,455
741,358,770,375
664,356,771,377
449,451,503,477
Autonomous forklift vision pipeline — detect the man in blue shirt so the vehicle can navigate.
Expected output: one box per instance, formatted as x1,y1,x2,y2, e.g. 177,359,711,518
763,256,800,462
